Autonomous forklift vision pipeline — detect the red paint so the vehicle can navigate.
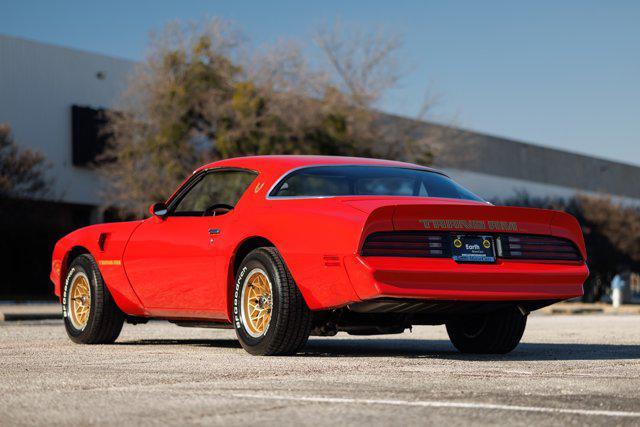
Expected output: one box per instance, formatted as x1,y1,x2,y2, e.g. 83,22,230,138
51,155,589,321
122,215,227,318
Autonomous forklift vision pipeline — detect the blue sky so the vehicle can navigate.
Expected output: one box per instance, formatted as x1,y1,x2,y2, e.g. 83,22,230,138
1,0,638,165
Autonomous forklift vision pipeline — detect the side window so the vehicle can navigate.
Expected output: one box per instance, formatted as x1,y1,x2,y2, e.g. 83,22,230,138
171,170,257,216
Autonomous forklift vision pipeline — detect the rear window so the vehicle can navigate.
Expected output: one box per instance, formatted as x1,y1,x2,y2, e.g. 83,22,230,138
269,166,484,201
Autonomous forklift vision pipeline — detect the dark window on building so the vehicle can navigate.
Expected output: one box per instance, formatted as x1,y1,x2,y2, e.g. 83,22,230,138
71,105,110,166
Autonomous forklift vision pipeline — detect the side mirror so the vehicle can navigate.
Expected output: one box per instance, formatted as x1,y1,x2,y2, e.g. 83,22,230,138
149,202,168,218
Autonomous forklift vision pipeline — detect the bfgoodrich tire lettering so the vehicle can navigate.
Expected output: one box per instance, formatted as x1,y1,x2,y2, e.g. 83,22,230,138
63,254,125,344
233,247,312,355
445,307,527,354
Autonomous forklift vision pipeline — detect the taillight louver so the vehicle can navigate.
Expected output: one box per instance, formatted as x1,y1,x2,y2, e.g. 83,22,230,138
499,235,582,261
361,231,582,261
361,232,450,258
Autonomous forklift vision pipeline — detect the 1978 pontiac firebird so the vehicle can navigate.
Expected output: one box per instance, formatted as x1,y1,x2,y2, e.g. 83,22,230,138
50,156,589,355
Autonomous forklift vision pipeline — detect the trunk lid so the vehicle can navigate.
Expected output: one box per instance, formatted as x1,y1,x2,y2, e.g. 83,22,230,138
344,197,586,258
392,203,554,235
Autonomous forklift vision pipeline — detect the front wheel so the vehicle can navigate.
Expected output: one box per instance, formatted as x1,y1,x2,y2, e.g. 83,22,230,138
233,247,312,356
62,254,125,344
446,307,527,354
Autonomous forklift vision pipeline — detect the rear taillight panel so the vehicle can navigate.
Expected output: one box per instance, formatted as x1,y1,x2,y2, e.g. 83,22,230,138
497,234,582,261
361,232,451,258
361,231,582,262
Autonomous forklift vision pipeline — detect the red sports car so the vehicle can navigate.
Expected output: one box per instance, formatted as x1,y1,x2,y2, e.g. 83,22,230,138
50,156,589,355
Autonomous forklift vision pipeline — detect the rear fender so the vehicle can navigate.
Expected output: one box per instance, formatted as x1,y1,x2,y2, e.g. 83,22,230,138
235,200,368,311
550,211,587,260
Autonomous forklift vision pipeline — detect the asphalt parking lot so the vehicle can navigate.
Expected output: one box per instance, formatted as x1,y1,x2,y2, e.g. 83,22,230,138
1,314,639,426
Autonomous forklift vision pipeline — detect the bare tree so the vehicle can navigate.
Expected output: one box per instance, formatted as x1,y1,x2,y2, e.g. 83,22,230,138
497,192,640,285
101,18,452,214
576,195,640,264
0,124,50,199
101,20,241,212
315,22,461,165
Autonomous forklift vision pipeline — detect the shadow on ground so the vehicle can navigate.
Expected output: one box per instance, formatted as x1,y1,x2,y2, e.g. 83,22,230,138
303,339,640,361
115,338,640,361
117,339,241,349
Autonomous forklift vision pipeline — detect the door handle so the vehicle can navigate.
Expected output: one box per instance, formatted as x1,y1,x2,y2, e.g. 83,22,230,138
208,228,220,245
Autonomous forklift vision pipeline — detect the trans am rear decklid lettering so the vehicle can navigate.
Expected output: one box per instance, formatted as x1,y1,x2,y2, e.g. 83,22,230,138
386,203,553,235
419,219,518,231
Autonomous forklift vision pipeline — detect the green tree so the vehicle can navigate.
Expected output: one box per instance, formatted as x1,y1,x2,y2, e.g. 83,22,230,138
102,19,440,214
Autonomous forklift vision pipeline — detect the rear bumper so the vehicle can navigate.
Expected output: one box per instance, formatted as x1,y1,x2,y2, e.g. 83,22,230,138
343,255,588,302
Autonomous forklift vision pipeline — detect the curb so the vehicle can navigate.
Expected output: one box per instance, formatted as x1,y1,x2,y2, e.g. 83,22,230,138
540,304,640,315
548,307,604,315
0,303,63,322
1,313,63,322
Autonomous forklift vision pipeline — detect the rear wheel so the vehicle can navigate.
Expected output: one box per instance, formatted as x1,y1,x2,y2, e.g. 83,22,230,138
446,307,527,354
62,254,124,344
233,247,312,355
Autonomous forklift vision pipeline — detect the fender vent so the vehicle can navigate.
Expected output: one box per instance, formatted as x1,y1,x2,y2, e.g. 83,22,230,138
98,233,108,251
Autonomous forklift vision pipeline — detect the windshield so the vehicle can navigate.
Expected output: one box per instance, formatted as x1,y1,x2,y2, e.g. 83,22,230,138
270,166,484,201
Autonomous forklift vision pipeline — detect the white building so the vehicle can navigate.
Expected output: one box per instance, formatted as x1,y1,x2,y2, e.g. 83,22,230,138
2,34,640,210
1,35,134,206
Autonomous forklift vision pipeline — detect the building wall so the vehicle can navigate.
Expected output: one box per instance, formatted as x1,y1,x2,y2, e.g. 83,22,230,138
2,34,640,208
439,127,640,201
384,114,640,203
0,35,135,205
445,168,640,205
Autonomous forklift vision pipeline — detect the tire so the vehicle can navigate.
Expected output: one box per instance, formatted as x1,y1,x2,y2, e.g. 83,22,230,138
446,307,527,354
62,254,125,344
233,247,312,356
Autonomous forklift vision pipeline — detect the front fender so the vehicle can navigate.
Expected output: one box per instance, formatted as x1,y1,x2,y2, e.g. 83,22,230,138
51,221,147,316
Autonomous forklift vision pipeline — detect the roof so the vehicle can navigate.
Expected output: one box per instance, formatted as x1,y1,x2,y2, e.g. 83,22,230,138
196,155,442,176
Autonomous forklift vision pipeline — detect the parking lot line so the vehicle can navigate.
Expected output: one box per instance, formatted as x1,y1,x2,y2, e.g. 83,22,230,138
231,393,640,419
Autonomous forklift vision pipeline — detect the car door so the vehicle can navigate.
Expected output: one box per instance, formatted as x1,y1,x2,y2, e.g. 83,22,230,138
123,168,257,319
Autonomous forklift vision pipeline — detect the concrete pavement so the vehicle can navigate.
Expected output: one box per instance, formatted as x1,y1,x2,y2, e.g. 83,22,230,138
1,314,639,426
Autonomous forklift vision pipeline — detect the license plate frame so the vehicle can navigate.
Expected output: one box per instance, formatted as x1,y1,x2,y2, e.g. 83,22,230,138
451,235,496,263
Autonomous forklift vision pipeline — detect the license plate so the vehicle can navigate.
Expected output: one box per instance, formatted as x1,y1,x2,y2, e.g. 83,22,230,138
451,235,496,263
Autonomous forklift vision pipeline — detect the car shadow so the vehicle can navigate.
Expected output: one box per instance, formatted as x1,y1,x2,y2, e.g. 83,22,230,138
115,338,640,361
301,339,640,361
116,339,242,349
